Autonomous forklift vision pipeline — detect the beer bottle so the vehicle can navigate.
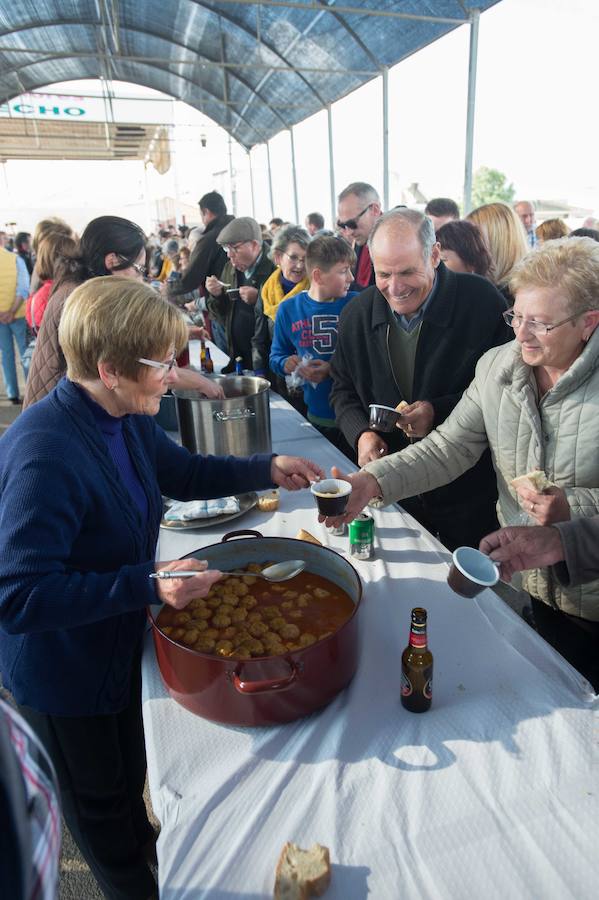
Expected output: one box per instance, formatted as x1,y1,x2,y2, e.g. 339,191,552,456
401,607,433,713
204,347,214,374
200,339,207,372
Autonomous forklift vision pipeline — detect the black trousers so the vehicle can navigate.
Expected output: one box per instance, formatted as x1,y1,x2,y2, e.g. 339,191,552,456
19,659,156,900
531,598,599,692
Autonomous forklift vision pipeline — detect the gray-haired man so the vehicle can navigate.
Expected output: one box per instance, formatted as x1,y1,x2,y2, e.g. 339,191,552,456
330,208,512,550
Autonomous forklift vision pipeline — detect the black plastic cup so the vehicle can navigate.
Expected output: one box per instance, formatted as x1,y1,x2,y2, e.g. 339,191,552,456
310,478,352,516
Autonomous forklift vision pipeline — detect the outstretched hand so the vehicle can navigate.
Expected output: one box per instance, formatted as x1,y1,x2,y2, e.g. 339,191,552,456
271,455,324,490
479,525,565,581
318,465,381,526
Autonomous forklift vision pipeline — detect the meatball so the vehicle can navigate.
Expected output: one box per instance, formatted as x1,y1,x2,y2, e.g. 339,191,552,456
231,608,248,623
313,588,330,599
212,614,232,629
282,590,298,600
188,619,208,633
173,612,192,626
215,640,234,657
239,595,258,610
194,636,216,652
270,617,287,633
288,609,303,619
248,621,269,638
262,605,280,620
279,624,300,640
181,629,199,646
299,633,316,647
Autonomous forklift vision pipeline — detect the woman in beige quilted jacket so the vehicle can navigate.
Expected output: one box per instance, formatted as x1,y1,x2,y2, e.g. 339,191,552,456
329,237,599,690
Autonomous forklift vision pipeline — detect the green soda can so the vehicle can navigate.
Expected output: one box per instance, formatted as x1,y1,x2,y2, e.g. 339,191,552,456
349,513,374,560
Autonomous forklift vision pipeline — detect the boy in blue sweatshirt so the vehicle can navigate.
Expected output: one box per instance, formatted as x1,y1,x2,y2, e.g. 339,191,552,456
270,235,356,454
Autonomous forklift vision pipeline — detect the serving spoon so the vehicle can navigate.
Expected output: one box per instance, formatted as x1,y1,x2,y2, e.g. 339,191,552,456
150,560,306,583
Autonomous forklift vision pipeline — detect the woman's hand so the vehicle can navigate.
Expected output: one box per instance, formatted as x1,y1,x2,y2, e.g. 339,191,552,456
152,559,222,609
284,355,300,374
515,485,571,526
319,465,381,525
271,455,324,490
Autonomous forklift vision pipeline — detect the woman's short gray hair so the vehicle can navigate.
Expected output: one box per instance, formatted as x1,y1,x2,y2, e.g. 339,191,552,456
509,236,599,316
269,224,311,261
368,208,436,260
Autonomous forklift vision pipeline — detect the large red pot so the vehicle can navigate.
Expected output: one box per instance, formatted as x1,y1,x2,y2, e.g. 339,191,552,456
149,530,362,726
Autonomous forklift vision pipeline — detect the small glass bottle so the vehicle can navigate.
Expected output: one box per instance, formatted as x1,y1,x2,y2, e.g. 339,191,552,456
204,347,214,374
200,339,207,372
401,608,433,713
235,356,243,376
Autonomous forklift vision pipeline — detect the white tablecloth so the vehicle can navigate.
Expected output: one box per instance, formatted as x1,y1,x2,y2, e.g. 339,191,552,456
142,390,599,900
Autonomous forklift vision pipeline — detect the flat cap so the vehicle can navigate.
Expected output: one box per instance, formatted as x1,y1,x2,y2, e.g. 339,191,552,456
217,216,262,245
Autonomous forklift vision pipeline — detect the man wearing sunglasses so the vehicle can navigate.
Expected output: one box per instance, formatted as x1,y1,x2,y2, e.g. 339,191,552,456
336,182,382,289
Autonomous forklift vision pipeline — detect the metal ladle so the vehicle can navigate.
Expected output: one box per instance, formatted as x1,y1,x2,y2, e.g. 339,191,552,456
150,560,306,582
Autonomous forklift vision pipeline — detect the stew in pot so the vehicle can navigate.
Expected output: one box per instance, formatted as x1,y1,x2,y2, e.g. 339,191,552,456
156,562,354,660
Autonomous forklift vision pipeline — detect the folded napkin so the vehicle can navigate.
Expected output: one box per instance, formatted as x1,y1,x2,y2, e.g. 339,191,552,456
164,496,240,521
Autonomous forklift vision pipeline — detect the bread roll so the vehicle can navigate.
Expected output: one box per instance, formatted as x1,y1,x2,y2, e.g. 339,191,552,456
510,470,554,493
395,400,409,413
295,529,322,546
274,843,331,899
257,490,280,512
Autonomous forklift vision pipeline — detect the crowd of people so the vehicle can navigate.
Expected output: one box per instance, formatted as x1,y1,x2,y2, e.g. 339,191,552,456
2,185,599,899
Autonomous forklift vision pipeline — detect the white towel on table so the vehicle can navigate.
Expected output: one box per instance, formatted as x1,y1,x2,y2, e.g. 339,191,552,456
164,496,240,521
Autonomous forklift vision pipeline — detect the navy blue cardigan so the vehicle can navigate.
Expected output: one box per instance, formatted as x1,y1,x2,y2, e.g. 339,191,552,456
0,378,274,715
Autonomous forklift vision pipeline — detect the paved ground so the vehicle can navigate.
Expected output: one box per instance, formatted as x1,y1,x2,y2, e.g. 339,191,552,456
0,377,531,898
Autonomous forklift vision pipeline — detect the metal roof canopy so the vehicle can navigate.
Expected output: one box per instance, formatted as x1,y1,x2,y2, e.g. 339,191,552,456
0,1,501,217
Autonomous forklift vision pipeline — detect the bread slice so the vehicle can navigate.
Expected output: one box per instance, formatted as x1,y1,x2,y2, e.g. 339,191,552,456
257,490,280,512
395,400,409,413
295,529,322,546
510,470,554,493
274,843,331,899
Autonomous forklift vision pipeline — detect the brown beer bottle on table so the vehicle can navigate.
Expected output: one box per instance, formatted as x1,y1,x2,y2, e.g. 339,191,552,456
200,339,207,372
204,347,214,374
401,607,433,713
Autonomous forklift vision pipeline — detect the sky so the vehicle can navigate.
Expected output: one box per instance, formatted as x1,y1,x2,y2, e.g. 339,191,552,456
0,0,597,233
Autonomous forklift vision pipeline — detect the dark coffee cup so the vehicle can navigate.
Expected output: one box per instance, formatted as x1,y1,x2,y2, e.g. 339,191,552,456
227,288,241,301
310,478,352,516
447,546,500,598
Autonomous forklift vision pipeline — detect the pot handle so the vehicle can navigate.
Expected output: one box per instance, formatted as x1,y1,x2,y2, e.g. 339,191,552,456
221,529,263,542
231,659,298,694
214,408,256,422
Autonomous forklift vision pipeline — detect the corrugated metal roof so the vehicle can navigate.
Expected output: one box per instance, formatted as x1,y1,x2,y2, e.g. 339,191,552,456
0,1,501,150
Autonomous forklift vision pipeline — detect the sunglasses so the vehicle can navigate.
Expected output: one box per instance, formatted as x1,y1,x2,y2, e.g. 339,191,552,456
336,203,374,231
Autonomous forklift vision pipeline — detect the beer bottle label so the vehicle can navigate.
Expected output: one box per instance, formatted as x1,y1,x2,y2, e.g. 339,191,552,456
424,673,433,700
409,632,427,649
401,671,413,697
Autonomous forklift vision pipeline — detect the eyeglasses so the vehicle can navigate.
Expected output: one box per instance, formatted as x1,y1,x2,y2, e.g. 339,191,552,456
137,355,178,374
282,250,306,266
503,307,585,336
223,241,250,253
336,203,374,231
118,254,147,277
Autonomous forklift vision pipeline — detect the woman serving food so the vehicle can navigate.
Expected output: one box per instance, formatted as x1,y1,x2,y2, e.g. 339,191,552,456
325,237,599,691
0,277,322,900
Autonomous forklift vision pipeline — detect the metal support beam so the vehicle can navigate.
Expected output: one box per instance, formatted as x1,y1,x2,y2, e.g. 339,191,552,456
266,141,274,219
382,66,389,211
463,9,480,214
327,104,336,228
228,134,237,215
289,127,299,224
248,149,256,219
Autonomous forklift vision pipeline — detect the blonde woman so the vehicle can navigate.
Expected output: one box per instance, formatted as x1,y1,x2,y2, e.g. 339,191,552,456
329,237,599,691
466,201,529,303
0,277,322,899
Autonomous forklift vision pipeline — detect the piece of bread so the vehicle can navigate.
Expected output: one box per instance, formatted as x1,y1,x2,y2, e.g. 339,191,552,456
395,400,409,413
257,490,280,512
510,470,554,493
295,529,322,546
274,843,331,899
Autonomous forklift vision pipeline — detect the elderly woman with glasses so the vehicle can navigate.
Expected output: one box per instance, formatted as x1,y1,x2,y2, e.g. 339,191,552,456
251,224,311,375
0,277,322,900
325,237,599,691
24,215,222,409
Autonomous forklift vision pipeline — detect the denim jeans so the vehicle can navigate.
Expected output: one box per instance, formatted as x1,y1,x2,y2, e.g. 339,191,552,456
0,317,29,399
